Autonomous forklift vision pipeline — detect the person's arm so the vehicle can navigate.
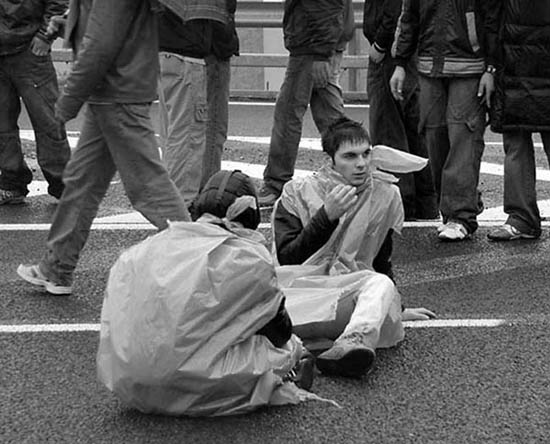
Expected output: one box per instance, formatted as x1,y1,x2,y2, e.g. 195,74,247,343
372,229,394,281
37,0,69,43
56,0,142,122
476,0,503,108
256,298,293,348
480,0,503,70
393,0,418,67
373,0,403,53
274,202,339,266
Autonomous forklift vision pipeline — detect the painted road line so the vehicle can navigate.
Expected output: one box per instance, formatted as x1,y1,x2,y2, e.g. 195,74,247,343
18,131,550,180
0,318,511,333
3,218,550,231
402,319,509,328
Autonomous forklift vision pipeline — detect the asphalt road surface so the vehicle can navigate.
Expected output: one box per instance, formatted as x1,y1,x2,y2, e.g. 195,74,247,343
1,102,549,444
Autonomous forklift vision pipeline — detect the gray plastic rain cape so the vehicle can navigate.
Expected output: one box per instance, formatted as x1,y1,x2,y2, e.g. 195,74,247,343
97,220,320,416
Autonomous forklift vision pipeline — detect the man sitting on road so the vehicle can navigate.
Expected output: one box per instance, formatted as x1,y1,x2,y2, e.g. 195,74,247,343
97,170,316,416
272,118,434,378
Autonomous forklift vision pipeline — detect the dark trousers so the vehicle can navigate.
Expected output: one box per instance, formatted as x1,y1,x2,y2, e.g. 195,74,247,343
263,54,346,195
40,103,189,283
503,130,550,235
0,48,70,198
367,56,437,220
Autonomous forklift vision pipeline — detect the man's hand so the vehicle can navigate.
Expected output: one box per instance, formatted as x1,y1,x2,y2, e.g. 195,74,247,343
47,14,67,38
324,184,357,221
402,307,436,321
30,36,51,56
390,66,406,101
312,60,330,88
368,44,385,64
477,72,495,108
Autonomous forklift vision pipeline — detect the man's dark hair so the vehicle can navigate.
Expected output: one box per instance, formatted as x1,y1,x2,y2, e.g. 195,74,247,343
321,117,371,160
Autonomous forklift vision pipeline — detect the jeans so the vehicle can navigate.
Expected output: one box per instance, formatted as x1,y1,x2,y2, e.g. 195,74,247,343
503,130,550,235
263,53,347,195
367,56,437,219
418,75,485,233
0,48,70,198
40,103,189,283
158,53,208,205
202,56,231,189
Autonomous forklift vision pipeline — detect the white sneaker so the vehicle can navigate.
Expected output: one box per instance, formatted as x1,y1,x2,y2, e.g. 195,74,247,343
438,221,470,241
17,264,73,295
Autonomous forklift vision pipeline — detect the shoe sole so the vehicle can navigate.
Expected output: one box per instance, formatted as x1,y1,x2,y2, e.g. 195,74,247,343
16,265,72,295
316,348,375,379
438,234,471,242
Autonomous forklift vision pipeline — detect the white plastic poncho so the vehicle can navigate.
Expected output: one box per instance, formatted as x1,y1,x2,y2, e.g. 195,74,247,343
97,220,312,416
272,147,429,346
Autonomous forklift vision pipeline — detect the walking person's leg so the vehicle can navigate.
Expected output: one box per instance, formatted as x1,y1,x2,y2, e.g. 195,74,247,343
202,56,231,188
158,53,207,205
100,103,190,229
310,51,346,135
18,105,116,294
259,56,314,206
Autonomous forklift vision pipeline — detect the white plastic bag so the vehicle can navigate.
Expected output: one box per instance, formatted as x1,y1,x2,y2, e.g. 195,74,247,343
97,221,311,416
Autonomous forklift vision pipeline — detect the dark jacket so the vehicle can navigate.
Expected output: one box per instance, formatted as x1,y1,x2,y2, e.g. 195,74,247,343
362,0,403,52
274,201,395,281
56,0,159,122
159,2,238,60
490,0,550,133
283,0,351,60
0,0,68,55
394,0,500,77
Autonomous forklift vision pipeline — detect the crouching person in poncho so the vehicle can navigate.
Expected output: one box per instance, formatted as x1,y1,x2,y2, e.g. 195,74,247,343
273,118,434,378
97,170,317,416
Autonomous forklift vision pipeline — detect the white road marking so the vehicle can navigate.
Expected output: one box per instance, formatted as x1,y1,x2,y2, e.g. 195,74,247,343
15,131,550,223
0,319,509,333
402,319,508,328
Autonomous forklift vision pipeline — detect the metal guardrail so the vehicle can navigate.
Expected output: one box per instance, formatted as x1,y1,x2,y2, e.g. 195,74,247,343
51,1,369,101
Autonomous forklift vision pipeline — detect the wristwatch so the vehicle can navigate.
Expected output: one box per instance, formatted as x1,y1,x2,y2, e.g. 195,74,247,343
485,65,497,75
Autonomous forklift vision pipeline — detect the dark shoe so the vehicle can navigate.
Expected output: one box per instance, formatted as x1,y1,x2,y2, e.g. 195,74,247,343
487,224,539,241
257,185,279,208
0,189,25,205
285,355,315,391
316,343,375,379
17,264,73,295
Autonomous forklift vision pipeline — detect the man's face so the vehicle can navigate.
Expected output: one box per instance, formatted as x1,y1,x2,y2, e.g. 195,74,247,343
332,140,372,186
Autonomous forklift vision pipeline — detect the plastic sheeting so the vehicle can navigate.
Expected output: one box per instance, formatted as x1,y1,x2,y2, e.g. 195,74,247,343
273,159,410,348
97,221,315,416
